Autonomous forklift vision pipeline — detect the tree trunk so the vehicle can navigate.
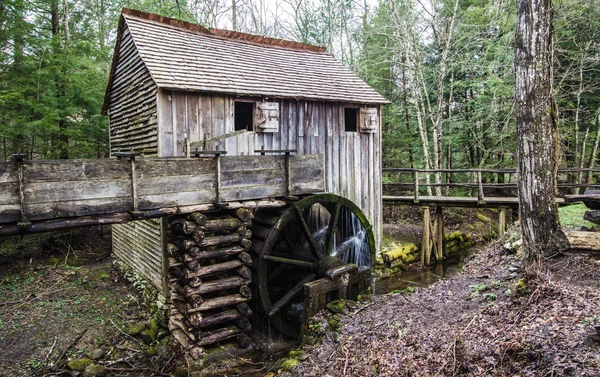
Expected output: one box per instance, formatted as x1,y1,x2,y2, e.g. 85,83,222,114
515,0,568,260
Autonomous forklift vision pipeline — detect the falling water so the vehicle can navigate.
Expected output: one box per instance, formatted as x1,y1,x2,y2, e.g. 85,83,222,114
306,204,371,269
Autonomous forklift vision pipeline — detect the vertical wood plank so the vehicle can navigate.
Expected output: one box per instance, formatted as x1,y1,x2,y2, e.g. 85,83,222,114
157,91,173,157
298,102,305,153
173,93,187,156
289,102,297,151
212,95,225,150
187,95,200,144
280,100,289,150
200,94,212,144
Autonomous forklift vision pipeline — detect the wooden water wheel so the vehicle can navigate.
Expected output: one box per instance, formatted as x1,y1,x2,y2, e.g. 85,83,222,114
251,194,375,339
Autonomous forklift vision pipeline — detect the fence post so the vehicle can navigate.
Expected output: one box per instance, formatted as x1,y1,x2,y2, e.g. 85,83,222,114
413,170,419,203
477,171,485,204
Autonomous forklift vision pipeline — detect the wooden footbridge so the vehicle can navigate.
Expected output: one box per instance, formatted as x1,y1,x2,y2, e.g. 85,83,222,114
382,167,600,264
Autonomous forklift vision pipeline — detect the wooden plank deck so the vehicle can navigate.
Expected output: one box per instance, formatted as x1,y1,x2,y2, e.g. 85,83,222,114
383,195,567,208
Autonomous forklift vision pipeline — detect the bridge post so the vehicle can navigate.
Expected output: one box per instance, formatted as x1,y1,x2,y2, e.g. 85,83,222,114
436,206,444,260
421,206,431,265
498,208,506,237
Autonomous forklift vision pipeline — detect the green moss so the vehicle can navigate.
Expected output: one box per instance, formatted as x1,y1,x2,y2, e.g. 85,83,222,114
326,300,345,314
328,319,340,331
382,242,418,266
476,213,492,223
140,319,160,344
125,322,146,336
515,278,527,297
289,350,303,359
281,358,299,371
67,358,93,371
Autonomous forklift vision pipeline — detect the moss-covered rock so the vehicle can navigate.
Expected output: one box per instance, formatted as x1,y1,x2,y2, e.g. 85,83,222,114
515,278,527,297
382,243,418,268
281,358,299,371
326,300,346,314
87,348,105,361
67,358,93,371
328,319,340,331
125,322,146,336
83,364,106,377
140,318,160,344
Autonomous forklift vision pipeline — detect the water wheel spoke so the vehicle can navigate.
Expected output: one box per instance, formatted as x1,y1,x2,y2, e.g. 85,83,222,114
268,273,316,318
333,236,358,259
324,202,341,255
267,264,289,284
281,231,296,252
265,255,315,268
294,206,321,260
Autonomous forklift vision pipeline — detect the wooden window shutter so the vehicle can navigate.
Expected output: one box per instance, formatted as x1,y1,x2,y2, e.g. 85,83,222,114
255,102,280,132
359,108,378,133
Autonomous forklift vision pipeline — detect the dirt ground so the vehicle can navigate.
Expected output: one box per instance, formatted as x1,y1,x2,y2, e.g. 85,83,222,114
0,227,178,377
292,238,600,376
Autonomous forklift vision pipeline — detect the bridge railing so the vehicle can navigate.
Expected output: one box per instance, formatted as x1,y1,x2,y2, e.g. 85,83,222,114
382,167,600,204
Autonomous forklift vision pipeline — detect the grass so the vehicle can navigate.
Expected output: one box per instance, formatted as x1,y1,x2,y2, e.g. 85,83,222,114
559,203,597,230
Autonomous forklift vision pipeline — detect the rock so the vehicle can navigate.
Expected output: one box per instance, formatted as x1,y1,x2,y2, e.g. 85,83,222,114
83,364,106,377
326,300,345,314
67,358,94,371
584,334,600,351
125,322,146,336
344,300,358,310
87,348,105,361
157,328,169,341
140,318,160,344
357,294,372,303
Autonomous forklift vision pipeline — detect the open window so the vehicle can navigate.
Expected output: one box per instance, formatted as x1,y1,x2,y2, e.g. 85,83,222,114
344,108,358,132
235,101,254,131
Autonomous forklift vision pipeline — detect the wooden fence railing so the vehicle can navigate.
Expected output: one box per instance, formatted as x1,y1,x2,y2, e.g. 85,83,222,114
383,167,600,204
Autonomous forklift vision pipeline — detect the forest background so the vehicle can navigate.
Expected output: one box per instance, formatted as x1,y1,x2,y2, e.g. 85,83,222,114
1,0,600,187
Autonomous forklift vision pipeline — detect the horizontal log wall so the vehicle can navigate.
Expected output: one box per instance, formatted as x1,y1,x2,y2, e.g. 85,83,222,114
159,92,382,249
0,155,324,227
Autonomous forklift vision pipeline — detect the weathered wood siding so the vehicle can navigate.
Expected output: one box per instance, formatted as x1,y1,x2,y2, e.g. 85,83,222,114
106,24,159,156
158,92,382,248
113,218,163,289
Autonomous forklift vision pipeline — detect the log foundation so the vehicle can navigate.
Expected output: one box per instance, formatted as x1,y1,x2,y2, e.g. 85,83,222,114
166,208,254,359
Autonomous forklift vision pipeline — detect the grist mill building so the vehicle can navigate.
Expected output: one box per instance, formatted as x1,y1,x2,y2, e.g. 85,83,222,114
101,8,388,355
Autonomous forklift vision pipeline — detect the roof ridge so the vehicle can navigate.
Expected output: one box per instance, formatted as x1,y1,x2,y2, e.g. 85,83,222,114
121,8,327,53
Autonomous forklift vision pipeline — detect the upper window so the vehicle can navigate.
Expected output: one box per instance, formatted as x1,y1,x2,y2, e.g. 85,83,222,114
344,108,358,132
235,101,254,131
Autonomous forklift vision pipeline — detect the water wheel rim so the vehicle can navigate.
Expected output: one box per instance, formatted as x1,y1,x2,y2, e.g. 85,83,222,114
253,193,375,339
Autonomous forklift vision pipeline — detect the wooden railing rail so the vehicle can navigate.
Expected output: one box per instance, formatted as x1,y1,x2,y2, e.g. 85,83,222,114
383,167,600,204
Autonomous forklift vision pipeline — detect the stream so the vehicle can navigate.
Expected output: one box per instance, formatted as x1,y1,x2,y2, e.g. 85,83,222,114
374,244,483,294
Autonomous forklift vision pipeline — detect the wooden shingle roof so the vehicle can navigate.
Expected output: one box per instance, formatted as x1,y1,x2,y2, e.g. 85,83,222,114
110,8,389,105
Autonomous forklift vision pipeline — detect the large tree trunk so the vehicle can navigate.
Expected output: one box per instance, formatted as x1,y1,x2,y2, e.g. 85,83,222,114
515,0,569,260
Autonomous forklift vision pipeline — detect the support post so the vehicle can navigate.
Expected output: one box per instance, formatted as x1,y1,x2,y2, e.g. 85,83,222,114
421,206,431,265
436,206,444,260
413,170,420,203
477,171,485,205
498,208,506,237
13,154,30,228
